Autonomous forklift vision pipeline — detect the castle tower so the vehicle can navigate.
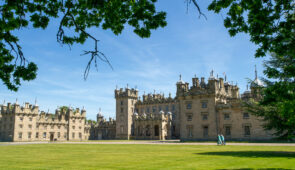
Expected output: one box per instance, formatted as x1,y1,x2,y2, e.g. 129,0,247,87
115,86,138,139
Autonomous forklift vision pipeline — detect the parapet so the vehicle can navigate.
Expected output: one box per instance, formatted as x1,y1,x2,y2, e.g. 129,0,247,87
1,102,39,115
114,87,138,99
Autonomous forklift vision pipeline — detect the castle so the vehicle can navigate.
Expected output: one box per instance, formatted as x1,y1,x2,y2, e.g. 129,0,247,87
114,68,273,141
0,68,274,142
0,103,91,142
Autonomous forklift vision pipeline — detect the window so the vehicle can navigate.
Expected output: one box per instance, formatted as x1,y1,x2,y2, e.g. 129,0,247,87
203,126,209,137
72,120,75,123
120,107,124,113
165,105,169,112
19,117,23,121
36,124,39,129
18,132,22,139
172,105,175,111
243,112,250,119
79,126,82,129
244,126,251,136
146,107,150,113
152,106,156,113
58,126,61,129
28,124,32,129
72,133,75,138
187,126,193,138
19,124,23,128
186,103,192,109
36,132,39,138
225,126,231,136
121,101,123,105
29,117,32,121
28,132,31,139
43,132,46,138
202,114,208,120
58,132,60,138
64,133,67,139
224,113,230,120
72,126,75,129
120,126,124,133
201,102,207,108
79,133,82,139
187,114,193,121
145,125,151,136
158,106,162,111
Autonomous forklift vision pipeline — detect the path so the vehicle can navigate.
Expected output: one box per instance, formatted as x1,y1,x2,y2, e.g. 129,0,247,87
1,140,295,146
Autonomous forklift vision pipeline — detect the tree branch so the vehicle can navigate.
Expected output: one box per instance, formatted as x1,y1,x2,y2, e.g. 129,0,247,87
57,8,113,80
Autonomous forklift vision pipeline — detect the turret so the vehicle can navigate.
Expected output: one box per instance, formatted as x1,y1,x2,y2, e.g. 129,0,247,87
115,85,138,139
200,77,206,88
176,75,189,97
250,65,264,100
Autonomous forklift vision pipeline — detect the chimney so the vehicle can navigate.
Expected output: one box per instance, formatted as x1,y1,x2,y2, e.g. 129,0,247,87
219,78,224,89
196,78,200,88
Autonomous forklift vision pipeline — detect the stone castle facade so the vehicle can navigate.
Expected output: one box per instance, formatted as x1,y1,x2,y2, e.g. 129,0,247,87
114,69,273,141
0,103,90,142
0,69,274,142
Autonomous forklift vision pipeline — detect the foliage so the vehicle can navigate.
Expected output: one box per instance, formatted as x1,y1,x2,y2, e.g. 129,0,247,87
203,0,295,139
0,0,167,91
87,119,96,124
59,106,69,112
208,0,295,58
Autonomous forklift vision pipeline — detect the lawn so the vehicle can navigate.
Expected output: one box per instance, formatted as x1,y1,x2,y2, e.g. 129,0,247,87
0,144,294,169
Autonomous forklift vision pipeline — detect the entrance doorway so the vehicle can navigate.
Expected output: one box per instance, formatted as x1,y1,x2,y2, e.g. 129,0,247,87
50,133,54,141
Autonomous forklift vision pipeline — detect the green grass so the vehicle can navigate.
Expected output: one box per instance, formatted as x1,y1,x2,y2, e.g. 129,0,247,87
0,144,294,169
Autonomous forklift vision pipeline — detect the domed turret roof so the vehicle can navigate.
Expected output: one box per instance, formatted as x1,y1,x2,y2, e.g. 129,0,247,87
250,78,264,88
250,65,264,88
176,74,185,84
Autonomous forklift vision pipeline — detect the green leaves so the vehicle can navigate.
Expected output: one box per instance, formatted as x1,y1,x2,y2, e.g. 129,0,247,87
208,0,295,139
208,0,295,58
0,0,167,91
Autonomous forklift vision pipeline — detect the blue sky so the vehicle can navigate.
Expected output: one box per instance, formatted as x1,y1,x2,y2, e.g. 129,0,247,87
0,1,265,120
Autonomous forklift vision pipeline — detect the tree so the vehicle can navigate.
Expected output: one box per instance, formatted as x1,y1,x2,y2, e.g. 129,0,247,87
203,0,294,139
0,0,167,91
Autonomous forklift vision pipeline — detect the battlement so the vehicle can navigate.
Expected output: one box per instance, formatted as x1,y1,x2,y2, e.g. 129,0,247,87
114,87,138,99
1,102,39,115
55,106,86,117
139,92,175,104
177,73,240,99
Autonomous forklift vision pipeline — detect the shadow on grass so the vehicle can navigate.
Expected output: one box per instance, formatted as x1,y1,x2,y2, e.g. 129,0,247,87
197,151,295,158
217,168,293,170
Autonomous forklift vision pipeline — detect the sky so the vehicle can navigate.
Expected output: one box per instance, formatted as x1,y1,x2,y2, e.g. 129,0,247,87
0,1,266,120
